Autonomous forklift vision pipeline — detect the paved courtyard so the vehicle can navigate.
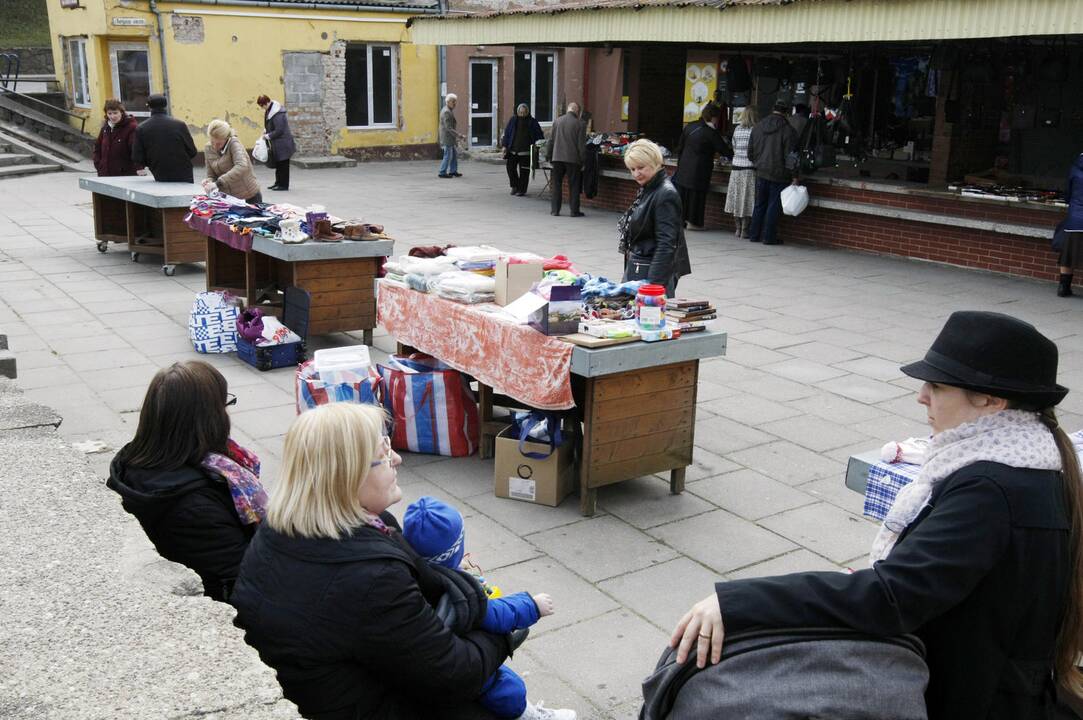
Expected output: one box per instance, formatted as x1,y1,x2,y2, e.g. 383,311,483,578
2,159,1082,718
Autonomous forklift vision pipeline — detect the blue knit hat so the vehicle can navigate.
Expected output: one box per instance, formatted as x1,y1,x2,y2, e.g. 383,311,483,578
403,496,465,569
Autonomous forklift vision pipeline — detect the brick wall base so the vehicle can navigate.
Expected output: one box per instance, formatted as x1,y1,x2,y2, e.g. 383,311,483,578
570,164,1077,289
338,144,441,162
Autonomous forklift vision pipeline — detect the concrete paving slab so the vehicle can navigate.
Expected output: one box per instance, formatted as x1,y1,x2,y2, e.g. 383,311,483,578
699,390,804,426
687,468,817,520
505,648,602,719
729,373,821,402
758,414,873,453
523,609,667,717
726,440,845,486
649,509,797,575
726,548,844,579
817,373,913,403
598,557,720,632
529,516,678,582
597,475,715,529
488,556,620,634
414,454,500,499
786,392,890,425
757,502,879,564
763,356,851,384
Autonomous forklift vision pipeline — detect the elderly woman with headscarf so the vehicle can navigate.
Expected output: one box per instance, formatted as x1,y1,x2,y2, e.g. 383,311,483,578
501,103,544,197
202,118,261,204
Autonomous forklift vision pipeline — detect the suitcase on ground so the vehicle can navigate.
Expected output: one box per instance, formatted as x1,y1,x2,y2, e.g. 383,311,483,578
236,287,310,371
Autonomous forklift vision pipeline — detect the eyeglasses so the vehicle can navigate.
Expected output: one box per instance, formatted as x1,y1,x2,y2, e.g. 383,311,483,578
225,393,237,406
369,435,393,469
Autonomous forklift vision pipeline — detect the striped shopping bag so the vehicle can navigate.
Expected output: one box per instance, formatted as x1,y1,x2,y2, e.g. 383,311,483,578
295,360,382,414
378,354,479,457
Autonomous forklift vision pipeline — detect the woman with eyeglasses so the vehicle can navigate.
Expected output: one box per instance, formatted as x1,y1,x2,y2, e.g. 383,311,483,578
107,360,266,603
232,403,518,720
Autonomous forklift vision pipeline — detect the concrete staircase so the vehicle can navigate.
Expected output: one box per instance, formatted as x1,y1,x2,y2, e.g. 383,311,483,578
0,138,61,179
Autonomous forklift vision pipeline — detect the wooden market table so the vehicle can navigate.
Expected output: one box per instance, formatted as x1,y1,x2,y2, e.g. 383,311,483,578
377,281,727,515
194,220,393,343
79,175,204,276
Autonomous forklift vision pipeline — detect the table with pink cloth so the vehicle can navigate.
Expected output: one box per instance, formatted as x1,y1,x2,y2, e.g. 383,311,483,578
377,280,575,410
378,280,728,515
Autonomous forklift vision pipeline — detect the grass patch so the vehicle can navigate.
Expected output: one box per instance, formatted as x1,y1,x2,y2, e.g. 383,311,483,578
0,0,50,48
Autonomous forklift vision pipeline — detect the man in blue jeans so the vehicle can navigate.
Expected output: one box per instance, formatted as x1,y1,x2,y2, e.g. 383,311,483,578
438,93,465,178
746,102,800,245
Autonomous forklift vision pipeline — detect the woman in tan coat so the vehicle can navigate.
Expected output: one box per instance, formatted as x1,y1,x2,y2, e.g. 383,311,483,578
202,119,261,204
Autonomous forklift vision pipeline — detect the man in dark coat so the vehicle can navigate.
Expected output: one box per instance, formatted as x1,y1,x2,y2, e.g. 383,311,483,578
545,102,587,217
672,103,732,229
501,103,544,196
132,94,198,183
746,102,799,245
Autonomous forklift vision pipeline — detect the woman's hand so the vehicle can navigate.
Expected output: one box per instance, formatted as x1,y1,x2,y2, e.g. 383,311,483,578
201,178,218,193
670,592,724,668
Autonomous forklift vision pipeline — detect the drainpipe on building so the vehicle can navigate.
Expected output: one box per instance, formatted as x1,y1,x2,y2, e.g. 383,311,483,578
437,0,447,116
177,0,433,14
148,0,171,103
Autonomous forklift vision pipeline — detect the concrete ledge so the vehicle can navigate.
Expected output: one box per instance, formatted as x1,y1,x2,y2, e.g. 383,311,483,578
292,155,357,169
0,378,298,718
0,349,14,379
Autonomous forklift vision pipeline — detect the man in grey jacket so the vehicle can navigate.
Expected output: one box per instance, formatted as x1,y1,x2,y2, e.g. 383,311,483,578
746,102,799,245
438,94,465,178
545,102,587,217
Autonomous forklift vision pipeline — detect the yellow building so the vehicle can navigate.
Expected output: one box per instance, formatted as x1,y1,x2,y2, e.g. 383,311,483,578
45,0,442,158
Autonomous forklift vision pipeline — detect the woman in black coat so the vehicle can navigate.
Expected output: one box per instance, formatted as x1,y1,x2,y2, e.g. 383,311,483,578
257,94,297,191
107,361,266,602
672,103,731,230
618,139,691,296
669,310,1083,719
93,98,143,177
231,404,513,720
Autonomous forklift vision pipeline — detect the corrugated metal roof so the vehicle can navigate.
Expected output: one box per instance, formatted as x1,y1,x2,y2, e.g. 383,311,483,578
247,0,441,9
408,0,1082,44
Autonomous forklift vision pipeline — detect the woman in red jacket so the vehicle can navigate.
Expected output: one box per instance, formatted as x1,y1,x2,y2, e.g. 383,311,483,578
93,99,144,177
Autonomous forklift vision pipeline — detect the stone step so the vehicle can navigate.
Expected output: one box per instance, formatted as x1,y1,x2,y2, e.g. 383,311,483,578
292,155,358,169
0,163,62,179
0,153,34,167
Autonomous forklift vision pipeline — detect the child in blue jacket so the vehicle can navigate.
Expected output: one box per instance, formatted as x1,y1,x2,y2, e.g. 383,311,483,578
404,496,575,720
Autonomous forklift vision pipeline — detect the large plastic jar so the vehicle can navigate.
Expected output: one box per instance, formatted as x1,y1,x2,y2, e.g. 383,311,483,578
636,284,667,331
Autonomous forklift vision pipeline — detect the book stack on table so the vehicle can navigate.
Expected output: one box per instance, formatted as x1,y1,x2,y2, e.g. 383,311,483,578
665,298,716,333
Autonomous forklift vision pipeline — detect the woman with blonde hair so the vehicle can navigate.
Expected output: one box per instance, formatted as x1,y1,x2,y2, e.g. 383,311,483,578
231,403,518,720
202,118,261,204
725,107,756,239
617,138,691,296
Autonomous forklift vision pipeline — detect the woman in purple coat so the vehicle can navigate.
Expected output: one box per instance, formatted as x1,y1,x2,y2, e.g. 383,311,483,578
93,99,143,177
1053,152,1083,297
256,95,296,191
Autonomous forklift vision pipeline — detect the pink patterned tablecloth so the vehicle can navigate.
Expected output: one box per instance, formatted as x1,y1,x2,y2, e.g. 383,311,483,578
378,281,575,410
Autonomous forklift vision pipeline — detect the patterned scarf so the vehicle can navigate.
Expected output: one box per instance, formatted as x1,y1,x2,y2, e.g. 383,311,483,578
617,185,647,256
869,409,1061,564
201,439,268,525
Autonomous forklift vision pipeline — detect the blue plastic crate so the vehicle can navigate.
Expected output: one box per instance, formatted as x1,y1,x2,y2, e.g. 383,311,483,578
236,287,310,372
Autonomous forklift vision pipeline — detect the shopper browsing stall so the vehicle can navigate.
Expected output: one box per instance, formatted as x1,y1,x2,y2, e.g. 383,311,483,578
725,107,756,239
672,102,732,230
256,94,296,191
132,94,198,183
746,102,799,245
1052,152,1083,297
202,119,262,204
502,104,544,197
617,139,691,296
93,99,143,177
546,102,587,217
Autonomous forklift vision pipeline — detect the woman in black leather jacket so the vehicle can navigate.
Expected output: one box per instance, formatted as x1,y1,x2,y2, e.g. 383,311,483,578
618,139,691,296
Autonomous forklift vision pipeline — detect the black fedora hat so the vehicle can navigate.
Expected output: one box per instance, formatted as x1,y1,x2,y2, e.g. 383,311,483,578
900,311,1068,407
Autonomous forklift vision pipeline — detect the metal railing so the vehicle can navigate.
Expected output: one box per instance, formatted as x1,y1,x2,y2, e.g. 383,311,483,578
0,54,87,134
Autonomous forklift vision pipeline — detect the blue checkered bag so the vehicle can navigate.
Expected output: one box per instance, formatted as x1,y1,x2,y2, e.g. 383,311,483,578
863,461,921,521
189,291,240,353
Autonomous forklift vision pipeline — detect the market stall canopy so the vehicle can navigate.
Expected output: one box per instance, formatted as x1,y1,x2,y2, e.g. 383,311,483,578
407,0,1081,46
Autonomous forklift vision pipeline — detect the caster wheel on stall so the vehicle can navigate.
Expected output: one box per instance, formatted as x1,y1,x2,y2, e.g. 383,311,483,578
130,252,140,263
163,265,176,277
96,241,108,253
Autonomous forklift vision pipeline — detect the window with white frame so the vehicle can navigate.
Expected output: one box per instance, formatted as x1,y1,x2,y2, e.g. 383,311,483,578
65,37,90,108
108,42,151,115
514,50,557,124
344,44,397,128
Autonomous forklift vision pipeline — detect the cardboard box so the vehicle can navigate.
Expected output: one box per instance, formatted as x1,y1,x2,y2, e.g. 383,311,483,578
495,260,543,306
494,425,575,507
528,285,583,336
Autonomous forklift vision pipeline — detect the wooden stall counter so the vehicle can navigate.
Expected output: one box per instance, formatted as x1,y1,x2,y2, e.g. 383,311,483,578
197,222,393,344
79,175,204,276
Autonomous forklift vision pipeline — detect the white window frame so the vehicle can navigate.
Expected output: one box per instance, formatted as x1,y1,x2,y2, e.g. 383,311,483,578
66,37,90,108
108,41,151,117
523,51,558,126
345,44,398,130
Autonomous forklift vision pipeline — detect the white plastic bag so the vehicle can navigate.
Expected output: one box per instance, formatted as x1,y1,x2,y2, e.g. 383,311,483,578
781,184,809,216
253,136,269,163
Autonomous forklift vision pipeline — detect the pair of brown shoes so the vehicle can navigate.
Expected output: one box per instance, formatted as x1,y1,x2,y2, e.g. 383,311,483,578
313,219,343,242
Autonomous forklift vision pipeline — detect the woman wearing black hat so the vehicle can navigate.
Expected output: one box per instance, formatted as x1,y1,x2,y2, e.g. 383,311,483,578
668,310,1083,719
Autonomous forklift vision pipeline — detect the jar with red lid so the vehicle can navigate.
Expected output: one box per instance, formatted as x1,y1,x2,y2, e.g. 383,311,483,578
636,284,667,331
